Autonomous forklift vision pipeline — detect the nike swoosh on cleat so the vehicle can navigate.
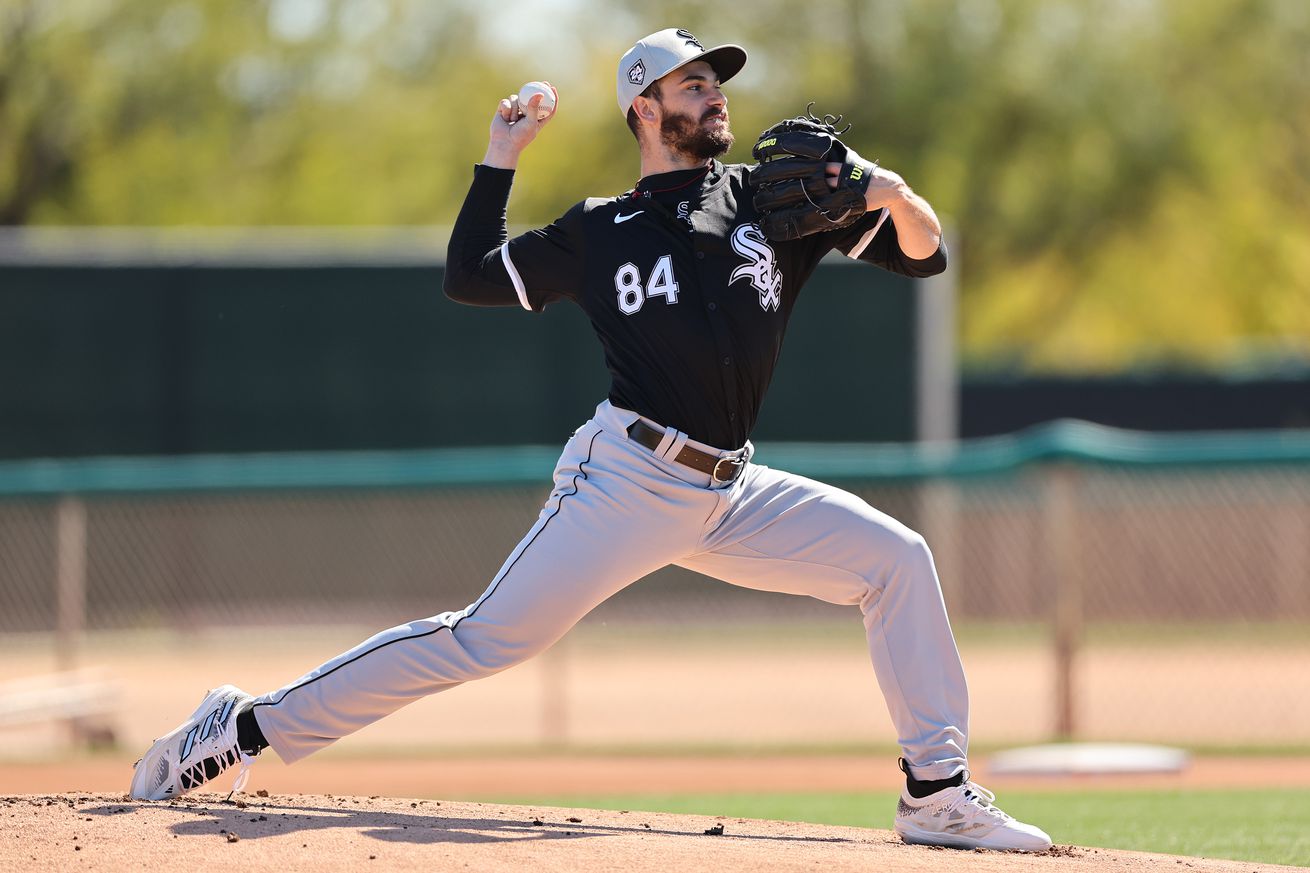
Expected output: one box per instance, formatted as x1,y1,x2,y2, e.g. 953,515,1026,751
614,212,643,224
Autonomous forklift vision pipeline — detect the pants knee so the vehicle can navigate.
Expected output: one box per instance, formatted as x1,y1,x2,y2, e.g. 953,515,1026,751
450,618,548,679
882,528,938,585
903,530,934,566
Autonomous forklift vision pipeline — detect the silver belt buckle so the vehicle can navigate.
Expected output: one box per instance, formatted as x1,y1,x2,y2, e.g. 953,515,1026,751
711,455,745,485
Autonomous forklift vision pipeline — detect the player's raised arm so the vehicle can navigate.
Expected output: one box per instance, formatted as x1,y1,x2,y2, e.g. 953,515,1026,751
444,84,577,309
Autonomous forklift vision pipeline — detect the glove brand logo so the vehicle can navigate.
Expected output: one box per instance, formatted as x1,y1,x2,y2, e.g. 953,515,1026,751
850,165,864,181
628,60,646,86
676,29,704,51
729,223,783,312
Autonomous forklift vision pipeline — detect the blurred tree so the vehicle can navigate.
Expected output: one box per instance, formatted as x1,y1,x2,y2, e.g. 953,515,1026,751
2,0,1307,371
1,3,80,223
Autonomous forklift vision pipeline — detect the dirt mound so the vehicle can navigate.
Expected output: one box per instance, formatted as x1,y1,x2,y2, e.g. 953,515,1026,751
0,793,1294,872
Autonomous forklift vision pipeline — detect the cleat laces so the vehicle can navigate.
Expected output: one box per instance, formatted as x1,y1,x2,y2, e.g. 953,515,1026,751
179,742,257,796
956,779,1011,823
230,751,257,796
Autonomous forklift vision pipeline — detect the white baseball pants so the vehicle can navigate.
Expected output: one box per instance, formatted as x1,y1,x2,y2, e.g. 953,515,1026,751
251,400,969,780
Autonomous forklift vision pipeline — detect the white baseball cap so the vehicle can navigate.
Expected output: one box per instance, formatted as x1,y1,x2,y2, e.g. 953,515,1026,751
616,28,747,116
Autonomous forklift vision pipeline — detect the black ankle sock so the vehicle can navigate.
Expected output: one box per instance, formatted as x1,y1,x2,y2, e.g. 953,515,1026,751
899,757,966,798
906,771,966,798
236,705,269,756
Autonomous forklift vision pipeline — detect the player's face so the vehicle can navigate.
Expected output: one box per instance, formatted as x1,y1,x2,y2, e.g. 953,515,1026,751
655,61,733,161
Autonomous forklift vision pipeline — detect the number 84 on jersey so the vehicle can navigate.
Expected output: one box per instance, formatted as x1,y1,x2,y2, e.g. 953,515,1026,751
615,254,679,315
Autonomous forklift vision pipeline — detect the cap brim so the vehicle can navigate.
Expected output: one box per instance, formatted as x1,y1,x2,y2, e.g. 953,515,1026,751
693,44,747,85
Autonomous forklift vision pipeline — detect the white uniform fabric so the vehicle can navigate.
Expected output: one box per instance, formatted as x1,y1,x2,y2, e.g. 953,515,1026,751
251,400,969,780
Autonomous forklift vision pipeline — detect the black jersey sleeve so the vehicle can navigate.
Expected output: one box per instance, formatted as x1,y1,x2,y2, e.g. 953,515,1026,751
443,165,521,307
500,200,586,311
443,165,585,311
819,208,949,278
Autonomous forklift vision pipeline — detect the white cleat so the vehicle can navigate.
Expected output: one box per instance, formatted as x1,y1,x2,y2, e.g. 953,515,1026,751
894,776,1053,852
129,684,258,801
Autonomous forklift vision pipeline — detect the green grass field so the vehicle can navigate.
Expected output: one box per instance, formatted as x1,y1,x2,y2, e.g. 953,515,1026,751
484,788,1310,868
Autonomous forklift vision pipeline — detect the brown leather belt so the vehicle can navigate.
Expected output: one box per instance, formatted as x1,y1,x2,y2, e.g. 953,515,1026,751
626,419,746,484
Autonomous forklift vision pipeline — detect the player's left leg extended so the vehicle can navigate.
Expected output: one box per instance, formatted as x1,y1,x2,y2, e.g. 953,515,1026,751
677,463,1051,852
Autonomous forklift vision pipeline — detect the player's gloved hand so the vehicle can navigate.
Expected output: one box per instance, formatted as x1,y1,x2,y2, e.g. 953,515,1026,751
750,106,877,241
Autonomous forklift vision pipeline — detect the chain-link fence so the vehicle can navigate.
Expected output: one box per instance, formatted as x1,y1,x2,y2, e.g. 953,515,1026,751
2,423,1308,752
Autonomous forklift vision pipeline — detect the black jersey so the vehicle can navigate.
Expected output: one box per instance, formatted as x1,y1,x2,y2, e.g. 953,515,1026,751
445,161,947,449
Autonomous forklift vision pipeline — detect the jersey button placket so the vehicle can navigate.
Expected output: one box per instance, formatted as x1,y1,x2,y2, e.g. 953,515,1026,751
691,217,740,443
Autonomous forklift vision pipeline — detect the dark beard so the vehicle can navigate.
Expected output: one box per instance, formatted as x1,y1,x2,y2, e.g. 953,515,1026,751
659,109,734,161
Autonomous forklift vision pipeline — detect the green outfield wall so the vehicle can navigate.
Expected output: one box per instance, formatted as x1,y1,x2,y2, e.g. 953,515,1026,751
0,261,917,459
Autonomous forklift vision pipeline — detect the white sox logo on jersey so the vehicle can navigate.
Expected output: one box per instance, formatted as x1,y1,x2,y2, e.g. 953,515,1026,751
730,223,783,311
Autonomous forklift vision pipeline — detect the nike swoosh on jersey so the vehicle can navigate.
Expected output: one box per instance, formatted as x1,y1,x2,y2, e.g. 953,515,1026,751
613,212,643,224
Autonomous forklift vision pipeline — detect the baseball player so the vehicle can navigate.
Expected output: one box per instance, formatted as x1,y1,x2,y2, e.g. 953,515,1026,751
130,28,1051,853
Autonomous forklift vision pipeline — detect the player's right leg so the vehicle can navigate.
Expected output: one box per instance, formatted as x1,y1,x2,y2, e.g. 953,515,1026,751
678,464,1052,852
129,411,720,800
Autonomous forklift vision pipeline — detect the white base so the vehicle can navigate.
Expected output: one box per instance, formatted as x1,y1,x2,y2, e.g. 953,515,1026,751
988,742,1189,776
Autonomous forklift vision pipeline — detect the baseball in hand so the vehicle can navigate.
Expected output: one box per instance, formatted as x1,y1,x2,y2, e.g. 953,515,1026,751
517,81,556,121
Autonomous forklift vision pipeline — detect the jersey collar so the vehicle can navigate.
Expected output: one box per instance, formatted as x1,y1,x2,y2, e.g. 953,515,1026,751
627,160,728,201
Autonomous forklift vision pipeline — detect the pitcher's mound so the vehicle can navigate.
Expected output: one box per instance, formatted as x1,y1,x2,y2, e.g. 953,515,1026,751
0,793,1290,872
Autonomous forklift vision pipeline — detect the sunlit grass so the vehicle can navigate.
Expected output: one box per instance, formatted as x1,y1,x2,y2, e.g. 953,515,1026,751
483,788,1310,868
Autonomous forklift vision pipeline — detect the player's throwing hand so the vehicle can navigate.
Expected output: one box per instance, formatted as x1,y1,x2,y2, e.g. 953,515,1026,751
484,82,558,168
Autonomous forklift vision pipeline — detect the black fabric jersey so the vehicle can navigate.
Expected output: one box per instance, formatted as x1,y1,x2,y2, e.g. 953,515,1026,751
445,160,947,449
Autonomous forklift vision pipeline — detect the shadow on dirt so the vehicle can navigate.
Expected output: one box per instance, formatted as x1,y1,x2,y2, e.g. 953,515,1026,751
82,797,859,847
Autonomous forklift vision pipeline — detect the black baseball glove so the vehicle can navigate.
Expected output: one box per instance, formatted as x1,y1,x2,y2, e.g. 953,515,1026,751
751,106,878,241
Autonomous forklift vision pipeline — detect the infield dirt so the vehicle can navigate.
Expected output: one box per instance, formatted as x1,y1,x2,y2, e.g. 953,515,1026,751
3,792,1302,873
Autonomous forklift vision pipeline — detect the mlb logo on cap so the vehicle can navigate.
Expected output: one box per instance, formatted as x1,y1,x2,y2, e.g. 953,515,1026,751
615,28,747,116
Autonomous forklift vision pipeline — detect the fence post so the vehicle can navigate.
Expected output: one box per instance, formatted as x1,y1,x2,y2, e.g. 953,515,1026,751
1043,466,1083,741
915,228,958,445
915,243,961,615
920,480,962,613
55,496,88,673
55,496,89,744
539,637,569,748
1273,496,1310,618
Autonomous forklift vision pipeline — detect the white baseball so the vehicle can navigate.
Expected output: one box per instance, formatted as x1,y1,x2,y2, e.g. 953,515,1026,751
517,81,556,121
